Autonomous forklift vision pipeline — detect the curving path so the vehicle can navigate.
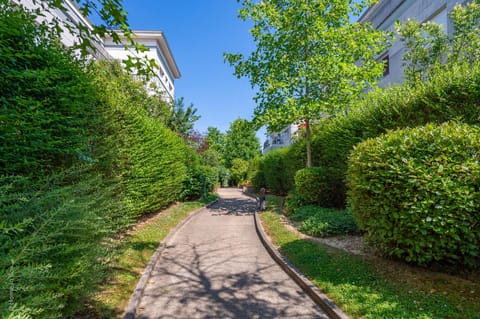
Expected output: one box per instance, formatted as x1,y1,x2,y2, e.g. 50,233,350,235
134,188,329,319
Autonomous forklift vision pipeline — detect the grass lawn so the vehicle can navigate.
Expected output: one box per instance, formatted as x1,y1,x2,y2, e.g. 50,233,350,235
82,196,217,318
260,195,480,319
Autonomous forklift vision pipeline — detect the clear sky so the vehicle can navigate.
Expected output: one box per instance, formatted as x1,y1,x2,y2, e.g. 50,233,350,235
120,0,263,140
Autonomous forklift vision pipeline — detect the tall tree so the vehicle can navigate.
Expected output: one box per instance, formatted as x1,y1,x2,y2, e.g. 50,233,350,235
225,0,389,167
167,97,201,137
224,118,261,168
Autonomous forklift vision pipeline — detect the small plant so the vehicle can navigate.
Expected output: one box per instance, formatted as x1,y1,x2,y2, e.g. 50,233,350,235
290,206,359,237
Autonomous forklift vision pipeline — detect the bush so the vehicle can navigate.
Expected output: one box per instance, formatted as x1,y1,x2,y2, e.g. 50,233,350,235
347,122,480,267
283,191,305,216
256,146,304,195
180,165,218,200
0,2,97,177
94,62,189,216
0,168,127,318
290,206,359,237
311,63,480,207
295,167,346,208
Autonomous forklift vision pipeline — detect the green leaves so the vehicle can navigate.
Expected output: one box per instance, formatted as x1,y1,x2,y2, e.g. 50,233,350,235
347,122,480,267
225,0,390,166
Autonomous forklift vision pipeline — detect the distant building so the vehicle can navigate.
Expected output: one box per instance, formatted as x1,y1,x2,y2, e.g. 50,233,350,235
262,125,299,154
17,0,180,101
359,0,470,87
104,31,181,101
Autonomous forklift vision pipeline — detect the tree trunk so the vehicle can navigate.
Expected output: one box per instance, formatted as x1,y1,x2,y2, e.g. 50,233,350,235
305,118,312,168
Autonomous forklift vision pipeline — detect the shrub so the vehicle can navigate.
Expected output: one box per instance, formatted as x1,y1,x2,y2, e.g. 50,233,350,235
283,191,305,216
311,63,480,207
295,167,346,208
347,122,480,267
0,2,97,177
258,146,304,195
290,206,359,237
0,168,127,318
180,165,218,200
93,62,189,216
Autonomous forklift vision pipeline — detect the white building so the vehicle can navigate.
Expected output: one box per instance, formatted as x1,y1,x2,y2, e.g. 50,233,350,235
103,31,181,101
262,125,299,154
17,0,180,101
360,0,470,87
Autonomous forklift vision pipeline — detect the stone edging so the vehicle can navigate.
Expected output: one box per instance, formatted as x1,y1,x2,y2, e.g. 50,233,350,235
123,200,219,319
253,209,351,319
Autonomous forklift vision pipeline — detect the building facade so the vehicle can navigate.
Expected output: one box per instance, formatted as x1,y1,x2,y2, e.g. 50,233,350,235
262,124,299,154
360,0,470,87
17,0,179,101
103,31,181,101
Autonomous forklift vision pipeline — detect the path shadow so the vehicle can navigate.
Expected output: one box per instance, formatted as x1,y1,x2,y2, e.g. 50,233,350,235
209,197,256,216
137,240,327,318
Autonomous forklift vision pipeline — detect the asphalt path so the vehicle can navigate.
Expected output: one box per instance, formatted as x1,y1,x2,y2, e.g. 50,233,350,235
135,188,329,319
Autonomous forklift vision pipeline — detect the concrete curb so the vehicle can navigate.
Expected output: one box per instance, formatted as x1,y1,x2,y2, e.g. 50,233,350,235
253,210,351,319
123,200,219,319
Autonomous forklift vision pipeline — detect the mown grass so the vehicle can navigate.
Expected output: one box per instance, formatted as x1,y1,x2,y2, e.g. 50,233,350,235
260,195,480,319
85,195,217,318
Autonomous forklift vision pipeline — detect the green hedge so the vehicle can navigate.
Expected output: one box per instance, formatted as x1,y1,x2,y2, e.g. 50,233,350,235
94,62,189,217
254,146,304,195
294,167,345,208
180,165,218,200
347,122,480,267
311,63,480,207
0,2,97,177
0,167,128,318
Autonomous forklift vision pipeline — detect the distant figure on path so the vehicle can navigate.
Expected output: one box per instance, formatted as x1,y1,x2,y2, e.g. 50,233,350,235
258,188,266,211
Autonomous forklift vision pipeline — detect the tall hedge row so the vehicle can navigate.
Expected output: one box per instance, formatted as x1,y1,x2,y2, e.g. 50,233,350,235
347,122,480,267
0,3,192,317
94,63,190,216
311,63,480,207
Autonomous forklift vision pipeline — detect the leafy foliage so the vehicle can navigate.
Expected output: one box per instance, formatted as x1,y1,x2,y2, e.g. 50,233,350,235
347,122,480,267
396,0,480,84
225,0,389,166
229,158,249,186
310,61,480,207
180,165,218,200
94,61,190,216
254,146,304,195
223,118,261,168
290,206,359,237
0,2,96,177
167,97,201,137
295,167,346,208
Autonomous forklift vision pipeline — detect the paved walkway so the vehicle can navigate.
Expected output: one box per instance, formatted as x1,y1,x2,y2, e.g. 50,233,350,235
135,188,329,319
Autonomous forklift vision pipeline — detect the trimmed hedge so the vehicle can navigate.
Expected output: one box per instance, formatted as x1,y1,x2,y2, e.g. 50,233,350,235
294,167,345,208
347,122,480,267
253,145,304,195
94,62,189,217
311,63,480,207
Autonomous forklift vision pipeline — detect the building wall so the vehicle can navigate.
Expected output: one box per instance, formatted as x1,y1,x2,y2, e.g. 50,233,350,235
263,125,299,154
361,0,470,87
17,0,179,101
103,33,180,101
17,0,111,59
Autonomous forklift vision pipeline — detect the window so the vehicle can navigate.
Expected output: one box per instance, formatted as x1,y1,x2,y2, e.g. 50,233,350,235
378,52,389,77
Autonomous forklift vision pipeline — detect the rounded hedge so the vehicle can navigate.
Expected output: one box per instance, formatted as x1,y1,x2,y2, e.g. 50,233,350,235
347,122,480,267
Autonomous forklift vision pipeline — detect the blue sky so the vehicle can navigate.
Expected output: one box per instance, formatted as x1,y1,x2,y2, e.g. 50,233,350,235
120,0,262,139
